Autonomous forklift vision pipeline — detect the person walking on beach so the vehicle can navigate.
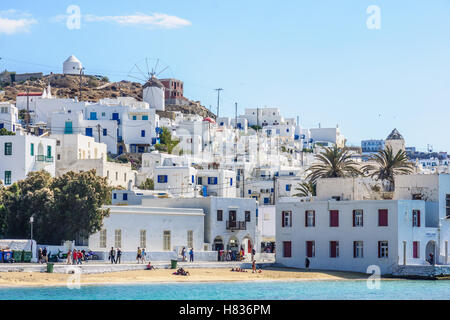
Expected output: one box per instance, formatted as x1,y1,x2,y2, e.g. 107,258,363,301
189,248,194,262
67,249,72,265
38,248,43,264
251,248,256,262
109,247,115,264
77,250,82,265
141,248,146,263
116,248,122,264
42,247,48,263
181,247,186,262
137,247,142,263
72,249,78,265
252,260,256,273
305,257,310,269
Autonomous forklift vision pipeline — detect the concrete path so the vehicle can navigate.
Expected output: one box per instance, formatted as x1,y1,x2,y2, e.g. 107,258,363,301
0,261,275,274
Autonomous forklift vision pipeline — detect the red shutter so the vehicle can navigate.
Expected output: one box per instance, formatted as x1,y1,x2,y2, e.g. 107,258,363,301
413,242,418,258
330,210,339,227
283,241,291,258
417,211,421,227
282,212,285,228
313,211,315,226
352,210,356,227
305,211,307,227
330,241,337,258
379,209,388,226
306,241,312,258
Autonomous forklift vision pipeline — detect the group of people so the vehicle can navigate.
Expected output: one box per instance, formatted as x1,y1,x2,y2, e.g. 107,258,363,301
173,267,190,276
218,248,256,262
37,247,48,264
108,247,123,264
230,267,247,273
136,247,147,263
180,247,194,262
67,249,87,265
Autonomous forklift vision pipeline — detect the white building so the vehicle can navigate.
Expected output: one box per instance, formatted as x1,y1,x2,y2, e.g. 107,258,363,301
0,134,56,185
275,175,450,274
143,76,165,111
0,103,20,133
88,205,207,261
143,197,259,257
309,126,346,148
154,165,197,197
63,55,83,75
51,133,136,188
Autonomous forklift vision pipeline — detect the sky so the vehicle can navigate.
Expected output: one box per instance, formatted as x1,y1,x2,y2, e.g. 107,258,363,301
1,0,449,151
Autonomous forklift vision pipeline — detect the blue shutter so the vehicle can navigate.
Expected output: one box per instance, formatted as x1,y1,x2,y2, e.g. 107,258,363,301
85,128,93,137
141,130,145,137
103,129,107,136
230,178,233,186
123,193,128,201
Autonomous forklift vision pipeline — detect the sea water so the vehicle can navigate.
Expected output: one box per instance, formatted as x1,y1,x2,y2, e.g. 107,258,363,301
0,280,449,300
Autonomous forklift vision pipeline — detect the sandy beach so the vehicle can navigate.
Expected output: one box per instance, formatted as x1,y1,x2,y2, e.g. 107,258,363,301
0,267,370,288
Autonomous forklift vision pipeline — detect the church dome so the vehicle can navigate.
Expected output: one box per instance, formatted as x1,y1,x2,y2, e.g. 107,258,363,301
386,128,404,140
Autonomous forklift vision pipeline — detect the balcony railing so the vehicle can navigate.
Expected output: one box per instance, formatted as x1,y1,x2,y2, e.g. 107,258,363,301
226,220,246,231
36,155,54,163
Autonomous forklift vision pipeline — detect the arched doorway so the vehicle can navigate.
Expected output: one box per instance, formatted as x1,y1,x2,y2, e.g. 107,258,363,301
213,236,224,251
227,236,239,252
425,240,436,265
241,236,253,254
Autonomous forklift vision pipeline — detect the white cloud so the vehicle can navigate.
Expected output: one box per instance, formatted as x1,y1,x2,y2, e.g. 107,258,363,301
0,9,37,35
84,12,191,29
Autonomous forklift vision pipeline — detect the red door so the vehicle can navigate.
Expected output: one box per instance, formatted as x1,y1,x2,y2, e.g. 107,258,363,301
283,241,291,257
306,241,314,258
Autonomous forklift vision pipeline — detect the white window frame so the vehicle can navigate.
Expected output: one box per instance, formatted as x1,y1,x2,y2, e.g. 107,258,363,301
99,229,107,248
187,230,193,249
306,210,314,227
140,230,146,248
114,229,122,248
354,209,363,227
354,241,364,258
379,241,389,258
163,230,171,251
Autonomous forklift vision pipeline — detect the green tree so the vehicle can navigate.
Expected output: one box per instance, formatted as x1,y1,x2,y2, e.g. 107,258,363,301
158,127,179,154
0,128,15,135
0,170,111,244
293,181,316,197
139,178,154,190
306,146,361,184
362,146,414,191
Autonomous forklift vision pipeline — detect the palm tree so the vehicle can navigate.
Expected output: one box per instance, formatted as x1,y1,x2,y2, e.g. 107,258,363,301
362,146,413,191
293,181,316,197
306,146,361,183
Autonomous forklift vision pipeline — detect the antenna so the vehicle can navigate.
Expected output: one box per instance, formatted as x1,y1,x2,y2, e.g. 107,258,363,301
214,88,223,117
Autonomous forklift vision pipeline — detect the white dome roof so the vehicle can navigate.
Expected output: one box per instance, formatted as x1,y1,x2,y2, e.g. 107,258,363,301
64,55,81,63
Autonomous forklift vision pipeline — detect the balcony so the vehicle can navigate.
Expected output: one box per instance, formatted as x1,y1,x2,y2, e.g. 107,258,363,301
226,221,246,231
36,155,54,163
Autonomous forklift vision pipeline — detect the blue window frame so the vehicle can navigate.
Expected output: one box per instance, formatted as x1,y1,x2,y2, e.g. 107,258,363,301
64,121,73,134
264,197,270,204
157,175,168,183
141,130,145,137
112,113,119,120
123,193,128,201
208,177,218,185
103,129,107,136
113,193,117,199
248,189,251,194
197,177,202,185
192,175,194,183
90,112,97,120
85,128,93,137
286,184,291,191
0,123,3,129
142,115,148,120
4,171,11,185
230,178,233,186
132,115,137,120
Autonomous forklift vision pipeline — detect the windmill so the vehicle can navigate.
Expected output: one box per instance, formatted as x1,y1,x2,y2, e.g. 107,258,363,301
127,58,172,111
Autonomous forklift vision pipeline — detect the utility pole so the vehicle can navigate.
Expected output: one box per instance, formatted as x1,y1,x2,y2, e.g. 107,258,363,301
214,88,223,118
97,124,102,142
78,67,85,101
26,88,30,132
235,102,238,130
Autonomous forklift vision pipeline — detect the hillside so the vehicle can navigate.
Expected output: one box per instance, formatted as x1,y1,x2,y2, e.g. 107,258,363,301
0,73,216,119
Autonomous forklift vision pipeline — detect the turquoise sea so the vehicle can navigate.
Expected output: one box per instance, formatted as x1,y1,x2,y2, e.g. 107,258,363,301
0,280,449,300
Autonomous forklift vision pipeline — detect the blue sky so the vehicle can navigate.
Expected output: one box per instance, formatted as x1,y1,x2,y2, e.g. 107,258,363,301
1,0,449,151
